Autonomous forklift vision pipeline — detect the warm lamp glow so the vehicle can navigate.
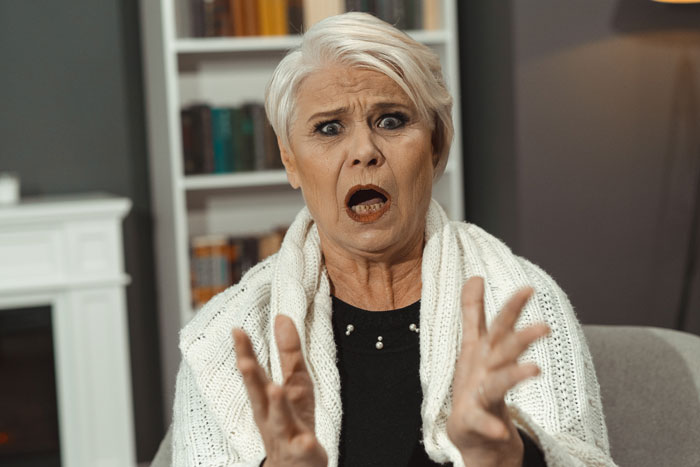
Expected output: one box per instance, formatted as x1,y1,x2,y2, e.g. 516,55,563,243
653,0,700,3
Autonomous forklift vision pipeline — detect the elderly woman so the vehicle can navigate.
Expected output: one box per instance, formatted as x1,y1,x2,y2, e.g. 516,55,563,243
173,12,616,467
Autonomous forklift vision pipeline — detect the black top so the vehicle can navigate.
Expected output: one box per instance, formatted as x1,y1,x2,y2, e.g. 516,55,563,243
331,296,547,467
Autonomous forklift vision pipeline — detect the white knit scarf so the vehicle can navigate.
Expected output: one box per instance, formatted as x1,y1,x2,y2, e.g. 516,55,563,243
261,199,537,466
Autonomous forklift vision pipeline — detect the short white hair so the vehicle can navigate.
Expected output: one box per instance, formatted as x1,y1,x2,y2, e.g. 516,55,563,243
264,12,454,178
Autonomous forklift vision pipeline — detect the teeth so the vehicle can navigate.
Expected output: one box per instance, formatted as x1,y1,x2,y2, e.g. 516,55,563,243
351,202,385,214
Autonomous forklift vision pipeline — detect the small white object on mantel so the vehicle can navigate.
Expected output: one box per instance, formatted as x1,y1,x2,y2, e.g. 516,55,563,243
0,192,136,467
0,172,20,205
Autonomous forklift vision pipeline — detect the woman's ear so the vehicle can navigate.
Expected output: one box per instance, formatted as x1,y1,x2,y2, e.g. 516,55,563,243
278,136,301,189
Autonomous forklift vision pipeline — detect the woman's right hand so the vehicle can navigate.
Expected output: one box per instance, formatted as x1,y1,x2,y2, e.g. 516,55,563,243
233,315,327,467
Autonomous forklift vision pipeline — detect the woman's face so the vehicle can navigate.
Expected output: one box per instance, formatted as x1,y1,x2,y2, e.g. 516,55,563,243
280,66,436,259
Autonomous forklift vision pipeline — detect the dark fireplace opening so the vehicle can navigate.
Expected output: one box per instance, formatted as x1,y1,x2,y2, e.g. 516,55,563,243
0,306,61,467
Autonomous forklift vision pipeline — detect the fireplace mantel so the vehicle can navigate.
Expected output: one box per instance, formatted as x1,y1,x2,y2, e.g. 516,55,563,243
0,192,136,467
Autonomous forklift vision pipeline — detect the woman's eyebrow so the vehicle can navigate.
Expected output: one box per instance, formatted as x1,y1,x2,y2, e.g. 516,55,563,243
307,107,348,122
371,102,411,112
306,102,411,123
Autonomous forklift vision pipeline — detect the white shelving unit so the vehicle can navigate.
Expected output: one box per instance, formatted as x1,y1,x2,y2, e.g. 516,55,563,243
140,0,463,423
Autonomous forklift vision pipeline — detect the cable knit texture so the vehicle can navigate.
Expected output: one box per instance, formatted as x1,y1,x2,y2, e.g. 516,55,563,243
172,200,617,466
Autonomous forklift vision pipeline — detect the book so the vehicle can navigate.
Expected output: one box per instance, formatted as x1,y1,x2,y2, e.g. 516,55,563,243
191,0,205,36
270,0,290,35
211,107,234,173
422,0,441,30
247,103,268,171
190,228,289,309
181,102,283,174
213,0,235,36
288,0,304,34
189,104,215,174
233,0,260,35
181,108,199,175
257,0,275,35
303,0,343,30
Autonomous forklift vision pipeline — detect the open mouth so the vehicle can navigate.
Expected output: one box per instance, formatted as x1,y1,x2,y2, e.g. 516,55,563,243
344,184,391,223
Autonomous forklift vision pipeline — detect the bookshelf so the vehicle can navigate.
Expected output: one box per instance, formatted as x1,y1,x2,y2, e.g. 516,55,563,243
140,0,463,423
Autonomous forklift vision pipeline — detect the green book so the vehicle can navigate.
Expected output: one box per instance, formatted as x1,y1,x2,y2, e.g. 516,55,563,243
211,107,234,173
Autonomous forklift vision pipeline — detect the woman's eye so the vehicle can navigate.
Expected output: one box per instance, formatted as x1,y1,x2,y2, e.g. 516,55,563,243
377,113,406,130
315,121,342,136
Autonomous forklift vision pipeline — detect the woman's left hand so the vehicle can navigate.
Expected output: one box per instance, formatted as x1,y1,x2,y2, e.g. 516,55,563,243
446,276,550,467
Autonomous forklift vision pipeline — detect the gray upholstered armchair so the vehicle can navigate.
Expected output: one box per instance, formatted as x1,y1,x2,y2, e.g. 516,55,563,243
151,325,700,467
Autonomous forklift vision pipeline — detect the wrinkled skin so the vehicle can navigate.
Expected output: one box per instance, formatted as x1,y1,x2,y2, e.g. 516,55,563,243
233,66,549,466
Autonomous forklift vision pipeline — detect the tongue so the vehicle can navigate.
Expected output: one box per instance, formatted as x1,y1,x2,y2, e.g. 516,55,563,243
357,197,384,206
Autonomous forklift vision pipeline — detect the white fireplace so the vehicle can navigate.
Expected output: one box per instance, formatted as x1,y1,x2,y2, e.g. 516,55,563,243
0,193,136,467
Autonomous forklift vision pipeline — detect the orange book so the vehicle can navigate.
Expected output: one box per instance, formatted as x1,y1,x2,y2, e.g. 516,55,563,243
257,0,274,35
271,0,289,35
230,0,244,35
243,0,260,35
230,0,259,35
191,236,214,309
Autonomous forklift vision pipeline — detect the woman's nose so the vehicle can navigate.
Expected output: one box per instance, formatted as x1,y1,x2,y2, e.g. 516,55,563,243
349,128,384,168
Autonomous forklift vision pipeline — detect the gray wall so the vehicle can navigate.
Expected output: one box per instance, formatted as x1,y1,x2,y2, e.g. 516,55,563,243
0,1,163,462
461,1,700,334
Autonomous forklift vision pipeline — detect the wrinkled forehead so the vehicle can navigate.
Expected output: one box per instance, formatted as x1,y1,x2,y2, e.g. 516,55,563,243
294,66,413,116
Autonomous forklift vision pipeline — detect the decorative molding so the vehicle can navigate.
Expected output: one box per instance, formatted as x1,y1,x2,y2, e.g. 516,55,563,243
0,193,135,467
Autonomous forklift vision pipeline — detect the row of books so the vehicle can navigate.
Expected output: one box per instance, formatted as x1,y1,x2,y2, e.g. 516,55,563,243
181,103,283,175
189,0,441,38
190,228,287,309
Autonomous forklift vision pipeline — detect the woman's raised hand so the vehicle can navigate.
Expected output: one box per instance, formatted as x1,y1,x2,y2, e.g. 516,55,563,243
446,277,550,467
233,316,327,467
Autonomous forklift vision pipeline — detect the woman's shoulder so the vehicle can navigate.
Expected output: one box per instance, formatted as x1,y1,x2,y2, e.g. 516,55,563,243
179,253,278,365
450,220,571,303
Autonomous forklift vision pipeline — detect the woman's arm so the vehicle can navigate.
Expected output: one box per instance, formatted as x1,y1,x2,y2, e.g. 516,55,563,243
509,258,616,467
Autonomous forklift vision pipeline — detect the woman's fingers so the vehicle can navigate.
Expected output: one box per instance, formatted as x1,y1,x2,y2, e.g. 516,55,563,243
488,323,550,370
488,287,534,347
275,315,311,384
479,362,541,406
461,277,488,347
233,328,271,420
267,384,298,439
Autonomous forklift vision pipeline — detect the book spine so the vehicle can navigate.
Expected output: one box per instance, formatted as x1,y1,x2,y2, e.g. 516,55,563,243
209,236,230,294
249,104,268,171
211,108,234,173
191,0,205,36
228,238,243,285
229,107,242,171
239,105,256,171
287,0,304,34
243,0,259,35
202,0,217,36
231,0,245,35
272,0,289,35
190,237,214,309
181,108,200,175
421,0,440,30
191,104,214,174
392,0,406,29
213,0,234,36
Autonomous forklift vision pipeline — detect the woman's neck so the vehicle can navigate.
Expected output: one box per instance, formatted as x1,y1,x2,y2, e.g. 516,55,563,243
320,232,424,311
